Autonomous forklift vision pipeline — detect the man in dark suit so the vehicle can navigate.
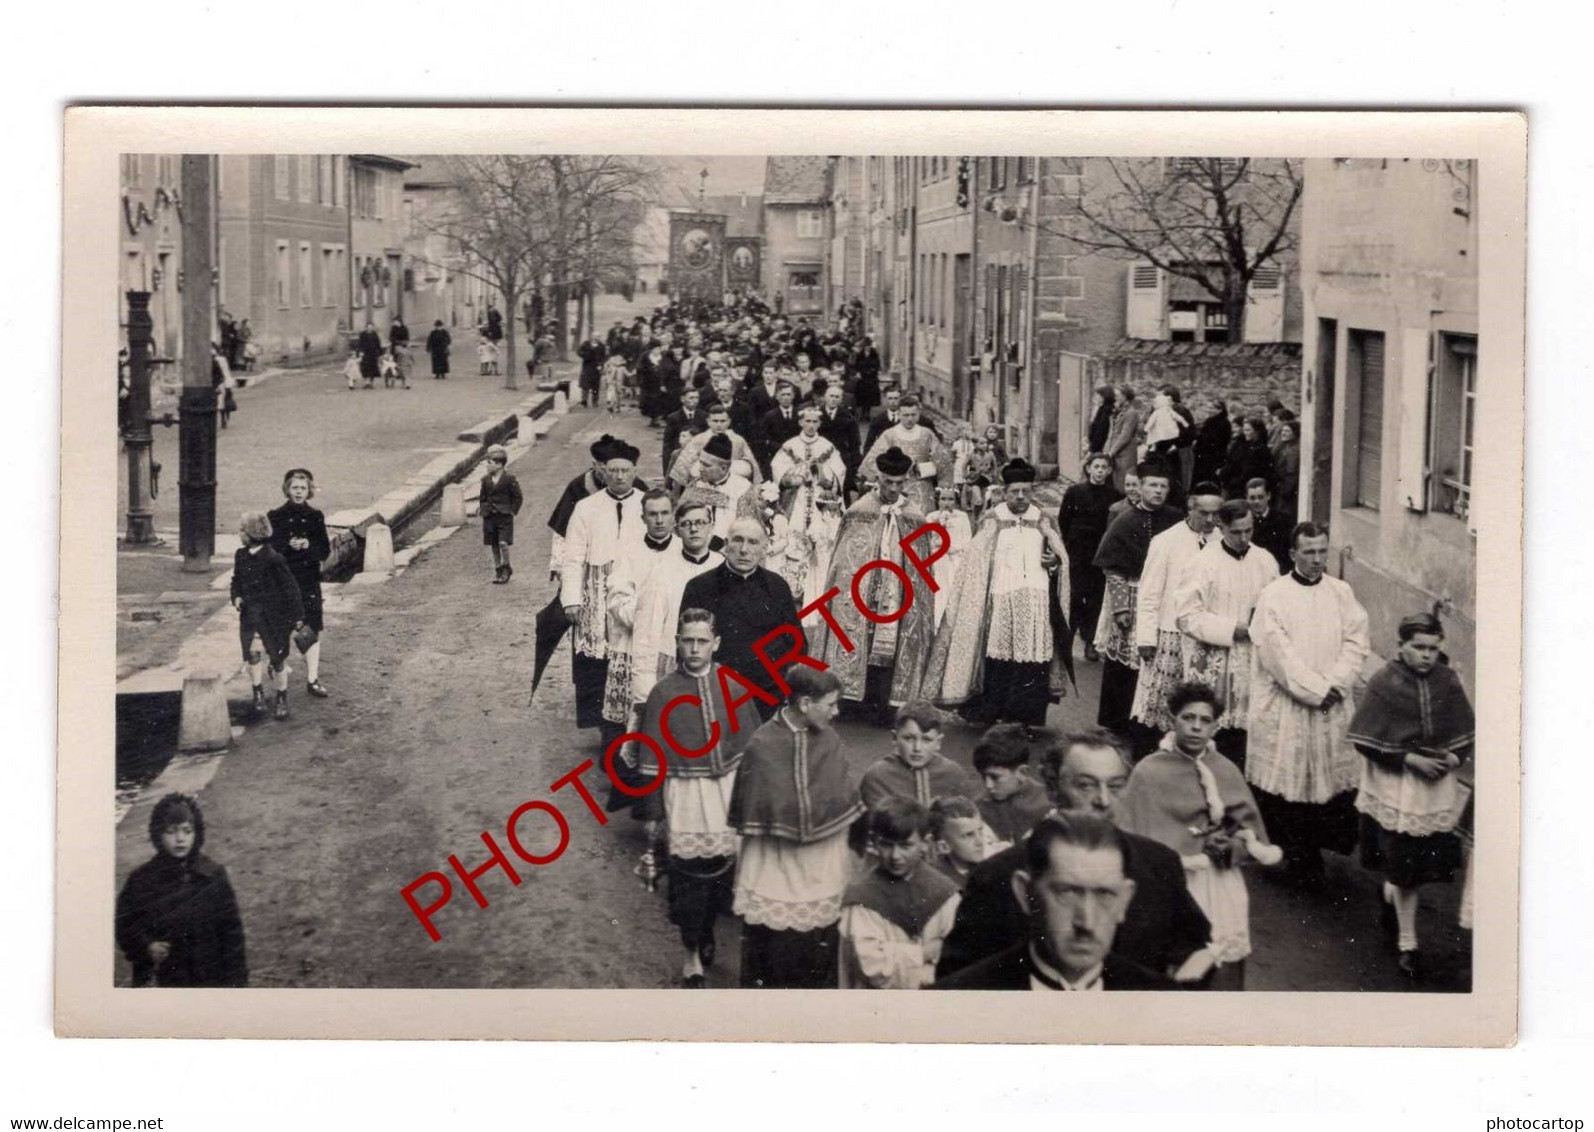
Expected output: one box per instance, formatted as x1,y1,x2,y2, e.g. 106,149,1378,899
816,382,862,489
756,381,802,477
934,814,1180,991
863,384,903,454
661,387,706,480
936,727,1214,984
1245,477,1295,574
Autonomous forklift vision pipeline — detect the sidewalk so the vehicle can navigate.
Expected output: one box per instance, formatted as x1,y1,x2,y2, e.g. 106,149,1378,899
117,358,571,680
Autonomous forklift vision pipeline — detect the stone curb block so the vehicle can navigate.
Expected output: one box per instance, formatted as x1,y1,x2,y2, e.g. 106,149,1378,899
457,410,521,446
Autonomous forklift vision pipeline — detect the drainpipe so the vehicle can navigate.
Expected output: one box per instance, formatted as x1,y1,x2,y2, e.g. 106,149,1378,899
1023,161,1041,464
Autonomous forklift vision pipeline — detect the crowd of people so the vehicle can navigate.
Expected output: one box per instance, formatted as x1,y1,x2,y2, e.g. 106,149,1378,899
113,294,1474,993
531,295,1477,992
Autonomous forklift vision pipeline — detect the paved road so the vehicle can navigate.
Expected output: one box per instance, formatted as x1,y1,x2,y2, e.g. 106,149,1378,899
113,365,1471,994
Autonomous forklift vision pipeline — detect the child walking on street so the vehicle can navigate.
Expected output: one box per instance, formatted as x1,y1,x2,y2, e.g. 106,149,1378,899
231,511,307,721
479,445,524,584
343,350,362,391
267,469,332,699
115,793,248,987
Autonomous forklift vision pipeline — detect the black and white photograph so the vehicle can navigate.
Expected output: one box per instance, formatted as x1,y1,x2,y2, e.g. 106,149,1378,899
58,109,1524,1045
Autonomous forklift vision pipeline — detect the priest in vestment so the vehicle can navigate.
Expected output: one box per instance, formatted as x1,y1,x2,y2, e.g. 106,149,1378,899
1091,461,1183,736
858,394,952,515
1172,500,1281,768
545,433,645,579
727,667,865,989
600,488,680,753
668,401,762,490
627,499,723,709
636,607,766,987
921,459,1074,727
558,439,647,742
768,404,847,611
1128,482,1223,741
813,446,938,714
677,432,760,546
1246,522,1371,888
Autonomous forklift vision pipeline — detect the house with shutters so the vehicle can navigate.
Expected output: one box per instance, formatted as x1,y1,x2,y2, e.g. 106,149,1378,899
1296,157,1478,682
761,156,830,318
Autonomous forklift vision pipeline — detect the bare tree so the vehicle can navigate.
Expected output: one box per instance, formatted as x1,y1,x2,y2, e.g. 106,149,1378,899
1045,157,1303,340
409,155,660,387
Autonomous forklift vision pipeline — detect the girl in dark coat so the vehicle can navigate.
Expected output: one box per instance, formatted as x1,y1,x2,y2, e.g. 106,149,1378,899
1087,385,1116,455
1192,399,1232,488
1219,417,1275,502
115,793,247,988
852,337,882,416
267,469,332,699
232,510,306,720
1057,452,1123,661
636,343,665,426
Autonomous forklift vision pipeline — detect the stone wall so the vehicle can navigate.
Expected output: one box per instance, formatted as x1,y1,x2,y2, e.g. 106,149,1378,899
1091,339,1302,420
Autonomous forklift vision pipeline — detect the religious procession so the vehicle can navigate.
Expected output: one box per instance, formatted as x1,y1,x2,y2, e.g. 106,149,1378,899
113,155,1482,999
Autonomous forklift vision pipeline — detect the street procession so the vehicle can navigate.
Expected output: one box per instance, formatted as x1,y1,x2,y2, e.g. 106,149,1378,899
112,152,1482,997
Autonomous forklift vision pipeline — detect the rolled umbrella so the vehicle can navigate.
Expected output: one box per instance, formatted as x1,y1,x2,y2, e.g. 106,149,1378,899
530,595,572,699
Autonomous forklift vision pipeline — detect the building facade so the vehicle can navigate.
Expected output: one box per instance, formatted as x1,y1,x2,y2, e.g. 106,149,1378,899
1297,157,1478,682
400,158,495,334
217,155,351,364
119,154,186,364
761,157,829,319
909,157,976,417
349,155,413,337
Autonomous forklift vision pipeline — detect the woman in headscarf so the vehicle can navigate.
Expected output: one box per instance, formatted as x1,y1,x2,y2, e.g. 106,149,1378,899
1104,385,1143,492
1347,612,1474,980
1271,420,1301,516
1219,416,1274,502
1192,398,1232,488
1087,384,1116,456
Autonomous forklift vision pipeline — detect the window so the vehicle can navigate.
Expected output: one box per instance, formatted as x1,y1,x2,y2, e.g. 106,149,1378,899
796,209,823,238
988,158,1008,190
156,155,177,186
123,248,145,293
298,156,314,203
1347,329,1386,510
938,253,948,330
1432,334,1477,520
121,155,141,187
275,240,291,307
274,156,290,199
1016,157,1036,183
321,247,336,306
331,157,343,207
298,242,313,307
1164,157,1246,181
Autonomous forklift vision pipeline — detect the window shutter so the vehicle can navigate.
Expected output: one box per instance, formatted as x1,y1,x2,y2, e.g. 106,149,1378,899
1243,262,1285,343
1354,331,1385,509
1396,329,1433,512
1125,262,1166,339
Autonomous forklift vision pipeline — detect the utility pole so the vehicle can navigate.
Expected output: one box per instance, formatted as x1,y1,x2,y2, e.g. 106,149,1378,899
122,292,158,544
179,154,218,573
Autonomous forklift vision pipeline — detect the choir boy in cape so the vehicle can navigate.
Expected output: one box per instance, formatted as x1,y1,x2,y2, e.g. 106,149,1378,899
927,796,1005,891
669,400,762,490
1114,681,1282,991
1128,481,1223,746
678,516,803,717
971,724,1054,843
677,432,760,546
859,701,981,810
1347,611,1475,979
1246,522,1371,890
921,459,1073,727
1172,499,1281,769
814,446,939,716
839,798,962,989
635,607,766,987
1091,461,1183,734
858,394,951,515
559,439,647,742
727,666,865,989
627,499,723,709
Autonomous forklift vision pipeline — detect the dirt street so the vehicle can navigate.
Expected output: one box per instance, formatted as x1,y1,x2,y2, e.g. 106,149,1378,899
114,406,1469,992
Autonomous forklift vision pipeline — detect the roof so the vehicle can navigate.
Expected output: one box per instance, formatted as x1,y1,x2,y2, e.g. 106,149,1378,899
701,193,763,237
396,155,458,187
762,156,828,205
350,154,415,172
